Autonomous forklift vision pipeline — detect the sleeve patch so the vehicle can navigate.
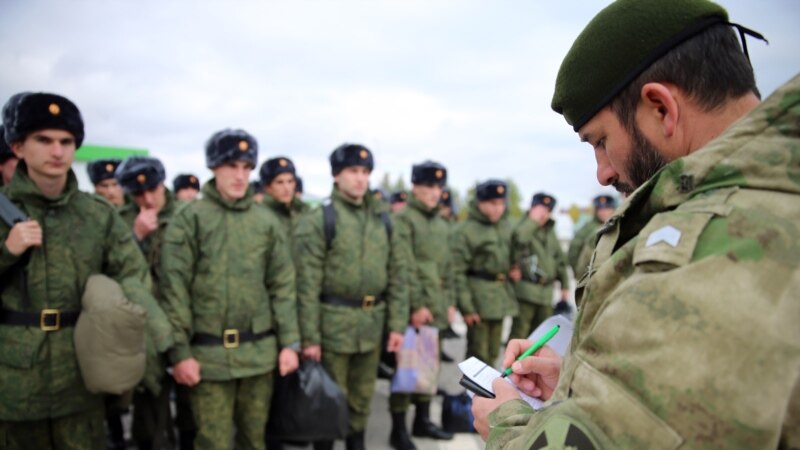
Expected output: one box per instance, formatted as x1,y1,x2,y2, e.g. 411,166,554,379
633,212,714,267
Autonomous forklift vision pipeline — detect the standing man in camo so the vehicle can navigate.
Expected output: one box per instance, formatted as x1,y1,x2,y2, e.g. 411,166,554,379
566,194,617,283
294,143,406,450
87,159,125,208
0,125,19,187
259,156,310,238
161,129,300,450
173,173,201,203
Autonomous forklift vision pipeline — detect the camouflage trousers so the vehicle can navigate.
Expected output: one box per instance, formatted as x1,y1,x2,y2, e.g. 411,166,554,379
467,318,504,366
322,346,381,434
0,406,104,450
190,372,274,450
510,300,553,340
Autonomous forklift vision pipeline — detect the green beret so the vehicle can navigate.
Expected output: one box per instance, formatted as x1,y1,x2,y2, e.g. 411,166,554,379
552,0,728,131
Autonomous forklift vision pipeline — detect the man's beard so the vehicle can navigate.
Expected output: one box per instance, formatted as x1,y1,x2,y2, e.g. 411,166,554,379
613,125,668,195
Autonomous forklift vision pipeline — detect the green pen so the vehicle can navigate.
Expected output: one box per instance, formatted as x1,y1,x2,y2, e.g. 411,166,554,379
501,324,560,378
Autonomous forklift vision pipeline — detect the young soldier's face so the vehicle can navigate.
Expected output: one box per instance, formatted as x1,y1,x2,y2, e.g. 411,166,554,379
412,184,442,210
95,178,125,206
529,204,551,225
132,183,167,211
213,160,253,202
335,166,370,202
11,129,76,180
596,206,614,223
266,172,296,205
175,188,199,202
478,198,506,223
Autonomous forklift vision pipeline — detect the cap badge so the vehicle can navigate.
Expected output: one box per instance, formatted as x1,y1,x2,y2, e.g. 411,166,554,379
279,159,288,167
190,176,197,183
137,174,146,184
435,169,443,179
48,103,60,116
544,197,552,204
359,149,368,159
239,140,249,151
599,197,607,204
105,163,114,173
497,186,505,194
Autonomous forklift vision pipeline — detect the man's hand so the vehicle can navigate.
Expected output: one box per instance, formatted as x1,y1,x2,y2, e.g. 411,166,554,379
173,357,201,386
133,207,158,241
278,347,300,376
509,265,522,282
386,331,404,352
560,289,569,302
472,379,522,440
502,339,562,400
302,344,321,362
464,313,481,327
410,307,433,329
4,220,42,256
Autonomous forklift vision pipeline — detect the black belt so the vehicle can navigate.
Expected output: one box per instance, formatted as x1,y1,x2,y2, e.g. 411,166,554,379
0,308,80,331
467,270,507,282
192,329,274,349
320,294,383,311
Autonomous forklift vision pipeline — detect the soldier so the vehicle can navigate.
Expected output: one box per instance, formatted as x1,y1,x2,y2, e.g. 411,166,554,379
87,159,125,207
509,192,570,340
0,92,172,449
390,190,408,214
173,173,201,202
251,179,265,204
116,156,191,450
259,156,310,236
294,143,406,450
473,0,800,448
452,179,518,366
387,161,455,450
566,194,617,283
0,125,19,186
437,187,456,222
160,129,300,450
294,176,304,200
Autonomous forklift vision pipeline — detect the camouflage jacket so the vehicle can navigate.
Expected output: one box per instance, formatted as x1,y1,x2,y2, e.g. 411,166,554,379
566,217,602,281
511,217,569,305
452,201,517,320
391,193,454,329
261,194,310,241
0,165,171,420
486,76,800,449
293,186,407,353
118,189,179,395
160,181,298,381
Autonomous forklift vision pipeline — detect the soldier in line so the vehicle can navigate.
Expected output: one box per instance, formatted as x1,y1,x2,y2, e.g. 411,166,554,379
390,190,407,213
294,143,407,450
87,159,125,208
251,179,265,204
509,192,570,340
387,161,455,450
437,187,456,223
116,157,195,450
0,93,172,449
566,194,617,284
452,179,518,366
473,0,800,448
161,129,300,450
294,176,304,200
173,173,201,203
0,125,19,186
259,156,310,237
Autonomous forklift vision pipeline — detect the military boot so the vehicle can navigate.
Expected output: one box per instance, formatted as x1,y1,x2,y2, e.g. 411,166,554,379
345,431,365,450
389,412,417,450
412,402,453,440
312,440,334,450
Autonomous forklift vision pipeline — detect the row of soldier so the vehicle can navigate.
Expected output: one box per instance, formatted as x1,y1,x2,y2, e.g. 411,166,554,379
0,90,611,450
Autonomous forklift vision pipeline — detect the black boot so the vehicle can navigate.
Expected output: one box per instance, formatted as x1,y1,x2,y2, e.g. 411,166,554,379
412,402,453,440
313,441,333,450
179,430,196,450
389,412,417,450
345,431,365,450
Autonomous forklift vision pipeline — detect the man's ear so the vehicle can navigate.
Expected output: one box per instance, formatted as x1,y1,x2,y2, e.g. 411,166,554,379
639,82,679,138
10,142,24,159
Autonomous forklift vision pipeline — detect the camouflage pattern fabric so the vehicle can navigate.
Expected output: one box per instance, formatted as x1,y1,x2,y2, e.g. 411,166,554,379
509,301,552,341
160,180,298,380
0,165,168,422
322,347,381,434
466,318,504,366
0,406,105,450
261,194,310,244
486,75,800,449
511,217,569,306
190,372,272,450
567,217,602,281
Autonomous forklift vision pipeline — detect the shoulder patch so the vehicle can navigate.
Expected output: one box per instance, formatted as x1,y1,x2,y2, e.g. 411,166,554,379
529,415,600,450
634,212,713,267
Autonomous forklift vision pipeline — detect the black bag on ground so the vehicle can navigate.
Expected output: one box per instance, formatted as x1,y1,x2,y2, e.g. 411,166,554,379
441,392,477,433
266,360,349,442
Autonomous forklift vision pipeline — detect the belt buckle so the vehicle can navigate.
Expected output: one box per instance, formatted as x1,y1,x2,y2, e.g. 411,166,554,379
40,309,60,331
223,329,240,349
496,273,506,282
362,295,376,311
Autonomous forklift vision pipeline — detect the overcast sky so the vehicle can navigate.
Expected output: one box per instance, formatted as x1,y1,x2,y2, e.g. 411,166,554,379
2,0,798,235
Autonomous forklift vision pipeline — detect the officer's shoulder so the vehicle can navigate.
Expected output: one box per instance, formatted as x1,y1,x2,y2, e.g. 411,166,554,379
79,190,118,215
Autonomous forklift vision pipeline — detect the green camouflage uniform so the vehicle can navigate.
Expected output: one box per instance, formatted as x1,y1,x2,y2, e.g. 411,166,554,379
567,217,602,283
485,76,800,450
452,201,516,366
261,195,310,239
388,193,454,413
119,189,185,449
294,187,407,434
160,181,298,450
510,217,569,339
0,165,171,450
